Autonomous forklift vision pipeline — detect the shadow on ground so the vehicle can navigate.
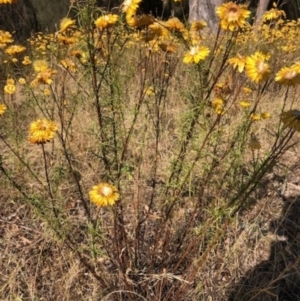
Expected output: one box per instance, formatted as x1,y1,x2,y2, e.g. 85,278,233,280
228,196,300,301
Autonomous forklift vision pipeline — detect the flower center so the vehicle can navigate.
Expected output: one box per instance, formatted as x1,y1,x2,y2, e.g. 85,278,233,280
100,186,113,196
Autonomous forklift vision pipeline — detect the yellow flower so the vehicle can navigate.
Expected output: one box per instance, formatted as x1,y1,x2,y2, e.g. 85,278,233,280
44,89,51,96
33,60,49,72
212,98,225,115
228,54,246,73
95,14,118,29
183,45,210,64
249,133,261,150
0,0,15,3
126,14,153,27
245,52,271,83
250,113,261,121
165,17,186,33
4,78,15,94
190,20,207,31
5,45,26,55
60,59,77,72
35,69,56,85
89,183,119,207
22,56,32,65
281,110,300,131
144,86,154,96
0,30,13,47
29,119,58,144
122,0,142,16
0,104,7,115
275,65,300,86
261,112,270,119
242,87,252,94
59,18,76,32
18,78,26,85
216,2,251,31
240,101,251,108
57,34,78,45
262,7,286,22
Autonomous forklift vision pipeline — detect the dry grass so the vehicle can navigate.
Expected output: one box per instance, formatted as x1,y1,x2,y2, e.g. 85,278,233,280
1,2,300,300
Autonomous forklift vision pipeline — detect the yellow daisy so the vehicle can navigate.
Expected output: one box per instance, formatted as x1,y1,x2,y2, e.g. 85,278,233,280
165,17,186,33
228,54,246,73
29,119,58,144
0,104,7,115
245,52,271,83
22,56,32,65
5,45,26,55
261,112,271,119
275,65,300,85
212,98,225,115
126,14,153,28
89,183,119,207
122,0,142,16
216,2,251,31
0,30,13,47
59,18,76,32
250,113,261,121
281,110,300,131
95,14,118,29
4,78,15,94
18,78,26,85
33,60,49,72
183,45,210,64
262,7,286,22
240,101,251,108
190,20,207,31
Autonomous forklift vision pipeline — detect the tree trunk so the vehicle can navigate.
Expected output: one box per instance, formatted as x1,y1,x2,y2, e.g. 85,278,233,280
254,0,270,24
189,0,224,34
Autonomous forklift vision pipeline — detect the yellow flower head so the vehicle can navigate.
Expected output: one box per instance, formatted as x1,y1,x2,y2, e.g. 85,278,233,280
18,78,26,85
22,56,32,65
122,0,142,15
4,78,15,94
165,17,186,33
281,110,300,132
126,14,153,27
35,69,56,85
183,45,210,64
0,30,13,47
261,112,270,119
190,20,207,31
216,2,251,31
5,45,26,55
29,119,58,144
250,113,261,121
262,7,286,22
59,18,76,32
245,52,271,83
212,98,225,115
249,133,261,150
228,54,246,73
89,183,119,207
275,65,300,86
95,14,118,29
0,104,7,115
33,60,49,72
240,101,251,108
